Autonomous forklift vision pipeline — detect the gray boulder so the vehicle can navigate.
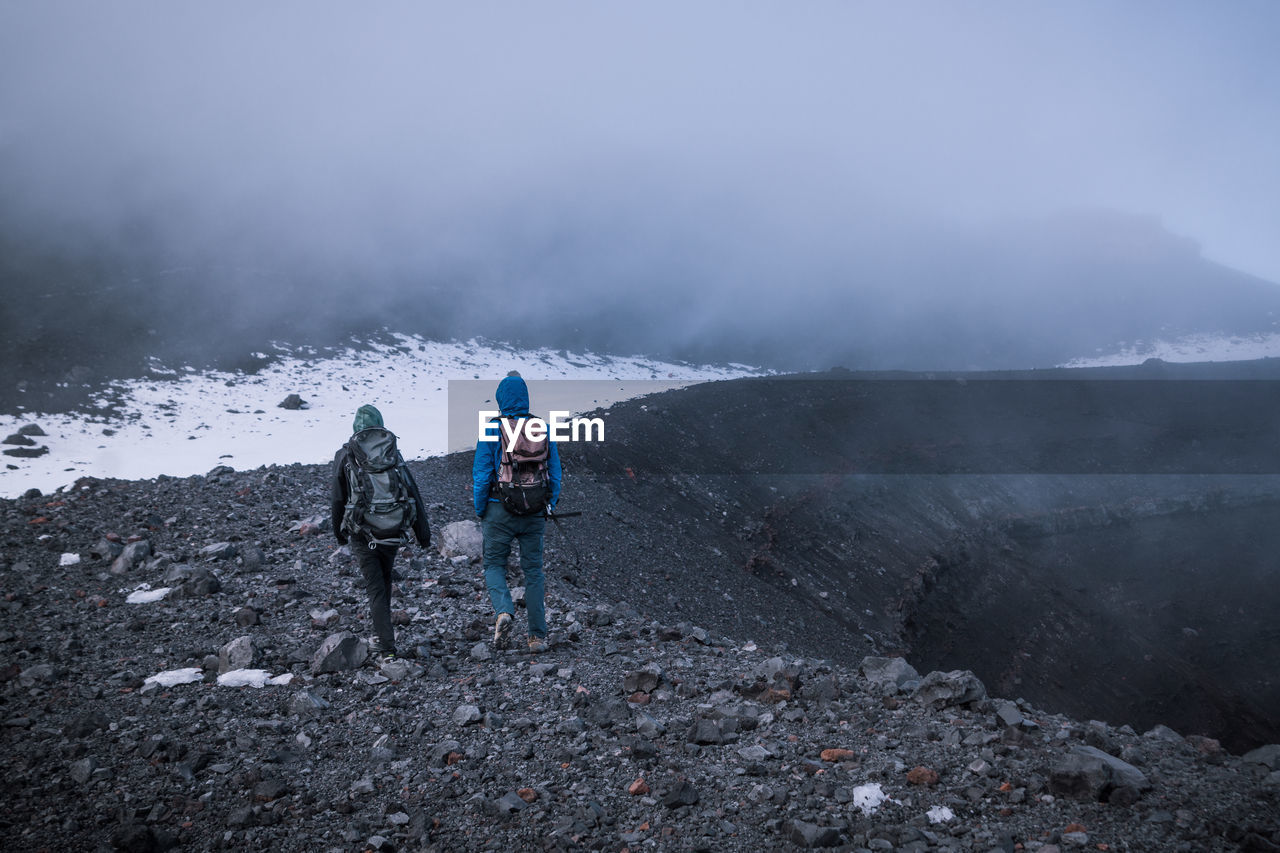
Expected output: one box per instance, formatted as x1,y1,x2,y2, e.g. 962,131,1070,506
310,608,341,629
218,636,255,674
69,757,98,785
1049,745,1150,801
110,540,152,575
624,663,663,693
860,656,920,692
912,669,987,708
289,513,330,534
310,632,368,673
429,740,463,767
686,718,724,745
788,819,843,848
661,780,699,808
199,542,237,561
2,445,47,458
92,536,125,562
1243,744,1280,770
162,564,221,597
495,791,529,815
454,705,483,726
289,689,331,718
996,701,1024,727
438,520,483,561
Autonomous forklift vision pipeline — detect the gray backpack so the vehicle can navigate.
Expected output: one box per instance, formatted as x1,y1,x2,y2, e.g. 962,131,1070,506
341,427,417,546
495,417,551,516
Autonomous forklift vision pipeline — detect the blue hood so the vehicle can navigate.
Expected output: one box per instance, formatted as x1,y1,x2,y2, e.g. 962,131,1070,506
496,375,530,416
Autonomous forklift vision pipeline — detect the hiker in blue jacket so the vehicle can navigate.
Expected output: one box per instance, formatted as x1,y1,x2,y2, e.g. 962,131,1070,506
473,372,562,653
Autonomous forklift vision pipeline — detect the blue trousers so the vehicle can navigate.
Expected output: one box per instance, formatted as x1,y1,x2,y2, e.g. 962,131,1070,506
481,501,547,639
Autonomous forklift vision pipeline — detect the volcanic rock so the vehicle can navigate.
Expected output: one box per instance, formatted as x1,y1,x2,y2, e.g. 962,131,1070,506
199,542,236,561
110,539,151,575
438,520,483,561
218,636,255,674
912,669,987,708
2,445,48,457
310,632,367,673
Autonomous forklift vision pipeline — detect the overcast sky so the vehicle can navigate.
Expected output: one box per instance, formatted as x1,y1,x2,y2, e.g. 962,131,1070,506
2,1,1279,285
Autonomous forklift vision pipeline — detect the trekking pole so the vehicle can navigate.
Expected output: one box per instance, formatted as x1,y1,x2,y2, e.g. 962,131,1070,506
546,510,584,565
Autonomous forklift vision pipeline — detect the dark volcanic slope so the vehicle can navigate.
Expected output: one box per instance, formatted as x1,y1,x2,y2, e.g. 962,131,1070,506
551,366,1280,752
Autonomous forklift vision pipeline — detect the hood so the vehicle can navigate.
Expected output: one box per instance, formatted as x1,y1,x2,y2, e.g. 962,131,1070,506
353,404,384,433
496,375,530,417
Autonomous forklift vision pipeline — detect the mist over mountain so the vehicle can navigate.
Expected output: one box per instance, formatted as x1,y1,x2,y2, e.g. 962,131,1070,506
4,3,1280,406
5,200,1279,414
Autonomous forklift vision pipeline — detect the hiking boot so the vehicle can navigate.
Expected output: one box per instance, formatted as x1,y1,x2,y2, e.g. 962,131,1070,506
527,636,548,654
493,613,513,650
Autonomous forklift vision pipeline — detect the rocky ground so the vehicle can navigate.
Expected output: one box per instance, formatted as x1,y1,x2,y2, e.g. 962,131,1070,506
3,454,1280,852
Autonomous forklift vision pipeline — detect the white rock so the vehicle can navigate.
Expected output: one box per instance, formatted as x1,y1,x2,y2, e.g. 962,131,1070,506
927,805,954,824
59,553,81,567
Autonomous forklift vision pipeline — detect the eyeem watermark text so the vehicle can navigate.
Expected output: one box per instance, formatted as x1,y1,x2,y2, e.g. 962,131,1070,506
478,412,605,451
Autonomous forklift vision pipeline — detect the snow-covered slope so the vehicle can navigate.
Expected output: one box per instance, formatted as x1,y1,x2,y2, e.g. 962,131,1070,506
1060,331,1280,367
0,335,760,498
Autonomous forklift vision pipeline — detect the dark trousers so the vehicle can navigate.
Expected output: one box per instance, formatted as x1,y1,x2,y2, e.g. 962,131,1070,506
354,537,398,653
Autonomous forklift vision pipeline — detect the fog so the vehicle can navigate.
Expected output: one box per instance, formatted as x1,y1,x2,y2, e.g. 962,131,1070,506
3,2,1280,375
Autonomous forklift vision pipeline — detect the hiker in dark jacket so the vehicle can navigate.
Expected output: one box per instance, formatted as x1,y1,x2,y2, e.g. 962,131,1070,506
331,404,430,659
473,372,561,653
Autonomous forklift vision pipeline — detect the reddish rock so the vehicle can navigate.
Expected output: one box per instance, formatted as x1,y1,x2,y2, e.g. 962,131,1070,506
1187,735,1223,756
628,778,650,796
906,765,939,786
820,748,856,762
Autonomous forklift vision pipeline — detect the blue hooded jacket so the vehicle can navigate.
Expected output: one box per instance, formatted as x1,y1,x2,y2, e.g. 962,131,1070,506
472,374,562,515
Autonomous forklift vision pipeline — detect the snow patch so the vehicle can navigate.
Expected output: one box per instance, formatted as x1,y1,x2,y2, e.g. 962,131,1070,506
1060,332,1280,367
0,334,762,498
216,669,294,688
851,782,890,815
144,668,203,687
927,805,955,823
125,586,171,604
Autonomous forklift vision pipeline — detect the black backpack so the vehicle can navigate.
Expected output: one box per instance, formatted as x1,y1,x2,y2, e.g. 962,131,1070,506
495,416,552,516
341,427,418,545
